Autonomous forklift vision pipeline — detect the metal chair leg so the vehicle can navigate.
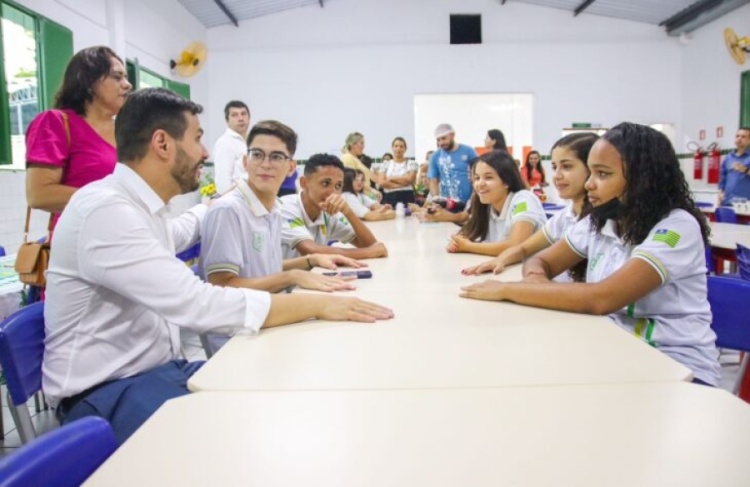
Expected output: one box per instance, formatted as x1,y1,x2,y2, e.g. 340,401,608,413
7,390,36,444
199,334,214,359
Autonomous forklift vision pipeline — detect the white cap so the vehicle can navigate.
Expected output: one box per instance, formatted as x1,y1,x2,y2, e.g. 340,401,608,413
434,123,455,139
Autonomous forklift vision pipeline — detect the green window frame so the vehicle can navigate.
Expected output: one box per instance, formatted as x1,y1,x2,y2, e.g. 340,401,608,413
0,0,73,166
125,59,191,100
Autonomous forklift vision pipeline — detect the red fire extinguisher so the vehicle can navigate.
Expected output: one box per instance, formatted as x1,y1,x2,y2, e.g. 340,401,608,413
707,143,721,184
693,146,704,180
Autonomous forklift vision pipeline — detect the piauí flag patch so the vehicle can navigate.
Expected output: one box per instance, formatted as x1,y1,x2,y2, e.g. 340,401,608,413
512,202,528,215
288,217,305,229
652,228,680,248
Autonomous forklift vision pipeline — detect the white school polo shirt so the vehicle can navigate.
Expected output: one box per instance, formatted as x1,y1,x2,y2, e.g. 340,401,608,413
280,192,357,259
486,190,547,243
200,179,283,280
343,192,371,219
541,204,579,283
564,210,720,385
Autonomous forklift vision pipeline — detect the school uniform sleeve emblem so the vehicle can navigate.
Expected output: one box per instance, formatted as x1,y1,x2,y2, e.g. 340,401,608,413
512,202,528,215
288,217,305,228
652,229,681,248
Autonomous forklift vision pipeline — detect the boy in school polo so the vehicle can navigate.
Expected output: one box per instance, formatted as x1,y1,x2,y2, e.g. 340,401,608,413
487,190,547,243
281,153,388,261
564,210,721,385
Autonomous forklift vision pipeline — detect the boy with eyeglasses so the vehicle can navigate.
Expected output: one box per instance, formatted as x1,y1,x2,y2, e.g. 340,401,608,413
200,121,376,351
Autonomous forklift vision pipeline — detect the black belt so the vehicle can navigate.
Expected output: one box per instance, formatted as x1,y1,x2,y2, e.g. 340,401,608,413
57,379,113,419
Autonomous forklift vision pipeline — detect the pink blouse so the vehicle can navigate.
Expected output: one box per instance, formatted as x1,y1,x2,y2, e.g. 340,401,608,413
25,109,117,229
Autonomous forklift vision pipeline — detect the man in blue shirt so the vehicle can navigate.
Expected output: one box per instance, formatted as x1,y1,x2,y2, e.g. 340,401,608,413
719,127,750,205
427,123,477,203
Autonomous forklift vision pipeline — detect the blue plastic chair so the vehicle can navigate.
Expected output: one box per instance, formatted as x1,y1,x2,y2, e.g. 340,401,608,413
707,276,750,394
737,243,750,281
715,207,739,224
0,245,5,257
0,417,118,487
705,246,716,275
694,201,713,209
176,241,201,263
0,302,46,444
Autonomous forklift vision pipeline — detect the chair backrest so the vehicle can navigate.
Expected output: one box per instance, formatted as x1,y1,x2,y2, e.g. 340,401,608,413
0,302,45,406
705,246,715,274
176,241,201,263
715,207,739,224
0,245,5,257
707,276,750,351
0,416,118,487
737,244,750,280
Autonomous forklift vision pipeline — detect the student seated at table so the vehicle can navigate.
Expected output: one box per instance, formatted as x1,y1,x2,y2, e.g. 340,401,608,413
200,120,368,351
42,89,394,445
281,154,388,260
461,122,720,386
463,132,598,279
342,168,395,221
446,150,547,256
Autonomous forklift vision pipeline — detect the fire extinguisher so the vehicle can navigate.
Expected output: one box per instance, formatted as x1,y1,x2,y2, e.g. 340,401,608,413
692,145,704,180
707,142,721,184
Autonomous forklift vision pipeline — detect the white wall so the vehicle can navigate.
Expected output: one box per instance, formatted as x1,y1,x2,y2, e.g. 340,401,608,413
0,0,208,251
679,2,750,190
205,0,683,160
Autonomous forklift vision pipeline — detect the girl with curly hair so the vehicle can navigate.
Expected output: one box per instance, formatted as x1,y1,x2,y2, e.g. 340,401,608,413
446,150,547,256
462,132,598,280
460,122,720,386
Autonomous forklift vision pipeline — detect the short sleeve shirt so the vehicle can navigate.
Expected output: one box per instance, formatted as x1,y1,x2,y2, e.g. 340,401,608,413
564,210,720,385
25,109,117,229
486,190,547,243
542,204,578,244
280,192,357,259
427,144,477,202
378,159,419,193
200,179,283,280
343,192,370,219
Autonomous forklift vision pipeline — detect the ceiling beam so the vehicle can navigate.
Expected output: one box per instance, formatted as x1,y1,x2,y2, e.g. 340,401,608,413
659,0,722,33
573,0,595,16
213,0,239,27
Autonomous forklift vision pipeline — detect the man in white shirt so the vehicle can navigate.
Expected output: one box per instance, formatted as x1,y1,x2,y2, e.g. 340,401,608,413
43,88,393,444
280,154,389,260
212,100,250,194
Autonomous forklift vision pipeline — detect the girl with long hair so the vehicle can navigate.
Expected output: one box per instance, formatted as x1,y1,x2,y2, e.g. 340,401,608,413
446,150,546,256
461,122,720,386
463,132,598,280
342,169,395,221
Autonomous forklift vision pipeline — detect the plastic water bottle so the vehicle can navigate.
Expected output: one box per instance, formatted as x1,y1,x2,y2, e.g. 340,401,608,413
395,202,405,218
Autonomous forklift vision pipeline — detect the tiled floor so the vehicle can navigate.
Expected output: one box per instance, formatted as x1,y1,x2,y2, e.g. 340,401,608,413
0,341,743,459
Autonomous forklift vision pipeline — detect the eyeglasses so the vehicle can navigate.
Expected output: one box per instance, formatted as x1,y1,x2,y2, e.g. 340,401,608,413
247,148,292,164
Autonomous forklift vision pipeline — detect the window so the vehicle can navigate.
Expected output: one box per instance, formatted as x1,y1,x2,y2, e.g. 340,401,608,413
0,1,72,168
126,59,191,100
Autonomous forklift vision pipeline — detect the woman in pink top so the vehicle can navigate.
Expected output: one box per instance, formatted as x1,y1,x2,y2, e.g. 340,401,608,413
25,46,132,229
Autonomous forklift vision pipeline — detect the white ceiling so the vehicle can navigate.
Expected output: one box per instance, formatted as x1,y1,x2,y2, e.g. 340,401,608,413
178,0,749,34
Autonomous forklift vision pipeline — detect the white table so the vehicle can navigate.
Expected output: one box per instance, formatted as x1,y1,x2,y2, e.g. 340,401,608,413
85,383,750,487
709,221,750,250
0,254,24,320
188,218,690,392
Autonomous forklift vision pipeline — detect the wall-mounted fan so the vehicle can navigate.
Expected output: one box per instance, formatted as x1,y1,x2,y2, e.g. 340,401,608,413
724,27,749,65
170,41,208,77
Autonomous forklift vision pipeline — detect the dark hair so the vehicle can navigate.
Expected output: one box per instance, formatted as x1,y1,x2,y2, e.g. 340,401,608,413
391,137,408,149
116,88,203,162
224,100,249,120
382,153,393,160
487,129,508,152
740,127,750,134
342,168,367,194
247,120,298,156
461,150,526,242
54,46,124,115
550,132,599,282
590,122,710,247
524,150,546,186
304,153,345,177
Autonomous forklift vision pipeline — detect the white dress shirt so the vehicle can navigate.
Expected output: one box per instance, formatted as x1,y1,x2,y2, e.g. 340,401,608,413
42,164,271,406
212,128,247,194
